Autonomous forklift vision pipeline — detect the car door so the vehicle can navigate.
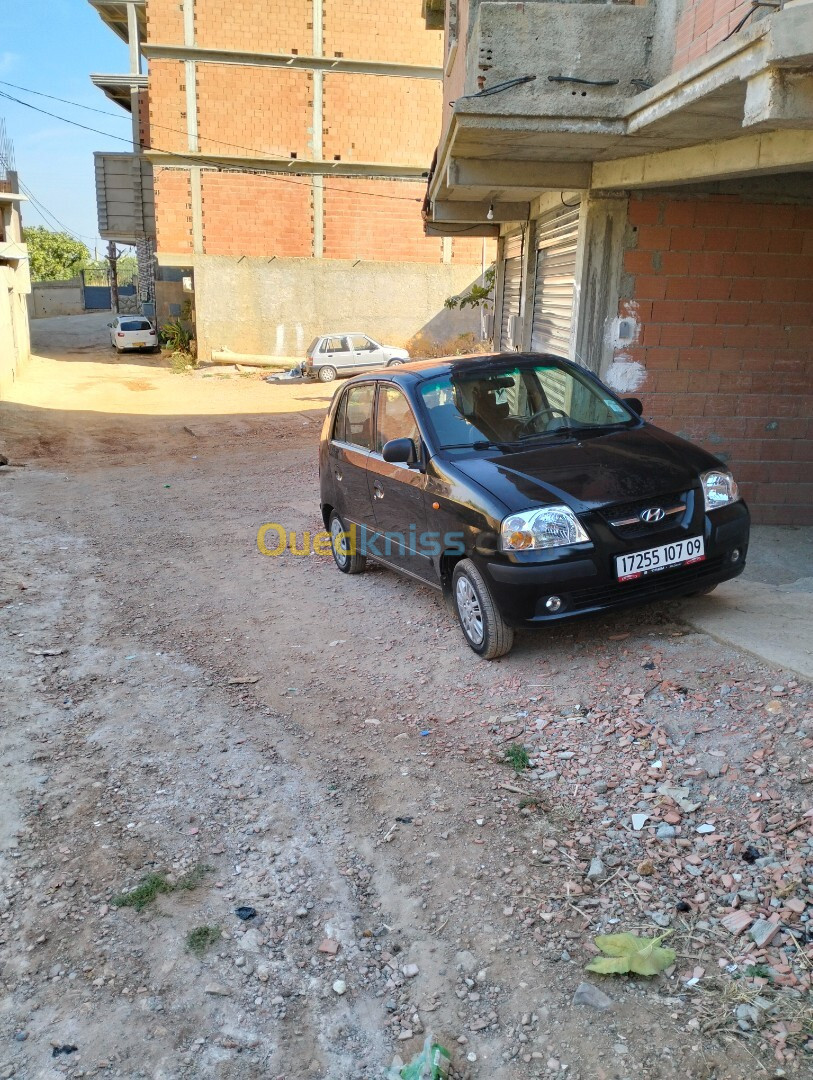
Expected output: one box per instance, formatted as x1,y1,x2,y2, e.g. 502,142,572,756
320,335,351,375
366,383,433,581
348,334,385,371
328,382,377,538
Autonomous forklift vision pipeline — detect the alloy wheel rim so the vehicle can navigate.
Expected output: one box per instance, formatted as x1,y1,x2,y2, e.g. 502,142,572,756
330,518,348,566
456,576,484,645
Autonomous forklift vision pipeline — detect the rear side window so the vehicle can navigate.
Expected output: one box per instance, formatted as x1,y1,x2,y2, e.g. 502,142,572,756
332,390,348,442
344,384,375,449
120,319,152,331
376,386,420,453
321,336,348,353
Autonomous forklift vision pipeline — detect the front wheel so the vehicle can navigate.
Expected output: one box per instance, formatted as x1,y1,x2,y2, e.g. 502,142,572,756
387,358,405,367
318,365,337,383
452,559,514,659
329,511,366,575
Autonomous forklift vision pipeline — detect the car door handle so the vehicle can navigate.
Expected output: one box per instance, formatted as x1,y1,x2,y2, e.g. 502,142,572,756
373,481,384,500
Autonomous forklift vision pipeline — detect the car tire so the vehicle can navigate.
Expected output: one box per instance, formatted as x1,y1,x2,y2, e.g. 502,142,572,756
329,510,366,575
452,559,514,659
318,366,337,383
689,583,718,596
387,359,405,367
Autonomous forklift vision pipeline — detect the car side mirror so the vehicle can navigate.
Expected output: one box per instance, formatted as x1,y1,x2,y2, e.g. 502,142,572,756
382,437,417,465
623,396,643,416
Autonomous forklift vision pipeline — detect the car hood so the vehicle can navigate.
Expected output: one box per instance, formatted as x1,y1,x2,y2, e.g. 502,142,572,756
448,424,722,513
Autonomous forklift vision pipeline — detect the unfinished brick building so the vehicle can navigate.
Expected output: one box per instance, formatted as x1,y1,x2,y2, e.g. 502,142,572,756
89,0,488,360
424,0,813,524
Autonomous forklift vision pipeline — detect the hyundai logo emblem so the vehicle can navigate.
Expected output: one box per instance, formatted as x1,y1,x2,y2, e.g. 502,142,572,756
640,506,665,523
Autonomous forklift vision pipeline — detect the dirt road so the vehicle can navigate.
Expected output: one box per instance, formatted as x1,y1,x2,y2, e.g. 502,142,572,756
1,316,810,1079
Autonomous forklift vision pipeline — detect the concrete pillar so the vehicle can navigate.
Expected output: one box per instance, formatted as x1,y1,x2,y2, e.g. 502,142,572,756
311,0,324,258
571,196,629,377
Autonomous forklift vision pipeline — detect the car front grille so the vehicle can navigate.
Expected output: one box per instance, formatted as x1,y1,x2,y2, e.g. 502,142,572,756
570,555,726,609
598,492,690,538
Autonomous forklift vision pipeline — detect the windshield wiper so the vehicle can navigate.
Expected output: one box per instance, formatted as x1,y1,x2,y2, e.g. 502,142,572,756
440,439,508,451
515,427,578,444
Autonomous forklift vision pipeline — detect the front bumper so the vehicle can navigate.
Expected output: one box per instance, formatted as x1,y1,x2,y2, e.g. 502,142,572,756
478,500,750,628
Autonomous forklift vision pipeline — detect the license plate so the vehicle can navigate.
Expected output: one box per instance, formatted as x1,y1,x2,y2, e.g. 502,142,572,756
616,536,705,581
132,342,145,348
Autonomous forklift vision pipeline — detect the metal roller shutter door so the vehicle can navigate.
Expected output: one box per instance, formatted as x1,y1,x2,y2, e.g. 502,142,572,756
498,233,524,351
530,206,580,358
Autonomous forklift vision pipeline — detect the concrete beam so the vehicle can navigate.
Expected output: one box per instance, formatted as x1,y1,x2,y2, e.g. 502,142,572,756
424,222,499,238
431,201,529,223
447,159,591,191
744,70,813,129
144,152,430,181
591,128,813,189
142,43,442,80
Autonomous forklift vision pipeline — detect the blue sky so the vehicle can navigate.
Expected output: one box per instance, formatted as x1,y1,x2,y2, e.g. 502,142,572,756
1,0,134,255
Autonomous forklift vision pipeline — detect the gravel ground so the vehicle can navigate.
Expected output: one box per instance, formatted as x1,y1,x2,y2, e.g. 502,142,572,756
0,325,810,1079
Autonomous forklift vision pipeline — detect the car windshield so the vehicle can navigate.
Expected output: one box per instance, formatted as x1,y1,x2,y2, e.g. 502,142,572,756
120,320,152,331
418,362,635,451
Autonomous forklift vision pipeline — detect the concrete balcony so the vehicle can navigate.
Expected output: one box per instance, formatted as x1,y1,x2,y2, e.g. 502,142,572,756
94,152,155,242
0,241,27,262
427,0,813,226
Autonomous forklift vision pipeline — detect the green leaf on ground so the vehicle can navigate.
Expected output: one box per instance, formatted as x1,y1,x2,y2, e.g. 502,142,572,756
586,932,675,977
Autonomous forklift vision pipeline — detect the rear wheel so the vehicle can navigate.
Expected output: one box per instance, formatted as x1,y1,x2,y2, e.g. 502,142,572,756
452,559,514,659
318,365,337,383
329,511,366,575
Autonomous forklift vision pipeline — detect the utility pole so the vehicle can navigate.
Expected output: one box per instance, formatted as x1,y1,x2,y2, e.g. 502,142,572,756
108,241,120,314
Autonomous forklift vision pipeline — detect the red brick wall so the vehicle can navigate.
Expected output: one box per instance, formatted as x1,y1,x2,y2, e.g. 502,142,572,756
148,60,187,154
145,0,184,46
200,171,312,257
673,0,758,72
323,179,445,262
323,0,443,66
154,168,193,253
618,194,813,525
196,65,312,159
195,0,311,54
323,74,441,166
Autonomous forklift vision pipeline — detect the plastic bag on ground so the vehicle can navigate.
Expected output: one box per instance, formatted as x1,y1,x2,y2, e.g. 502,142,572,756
388,1035,451,1079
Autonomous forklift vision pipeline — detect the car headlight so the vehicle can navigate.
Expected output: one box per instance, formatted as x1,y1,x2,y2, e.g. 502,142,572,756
701,470,740,511
501,505,590,551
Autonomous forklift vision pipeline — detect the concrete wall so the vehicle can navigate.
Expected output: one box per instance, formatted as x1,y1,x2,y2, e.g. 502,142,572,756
191,255,484,360
0,263,31,398
29,278,85,319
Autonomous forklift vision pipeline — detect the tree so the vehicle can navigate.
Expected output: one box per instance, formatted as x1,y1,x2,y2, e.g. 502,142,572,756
23,227,89,282
444,264,496,312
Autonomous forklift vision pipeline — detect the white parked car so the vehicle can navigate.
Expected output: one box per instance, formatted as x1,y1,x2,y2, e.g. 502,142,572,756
303,333,409,382
108,316,159,353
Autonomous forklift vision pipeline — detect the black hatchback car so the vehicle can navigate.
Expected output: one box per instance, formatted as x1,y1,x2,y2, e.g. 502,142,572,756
318,353,750,658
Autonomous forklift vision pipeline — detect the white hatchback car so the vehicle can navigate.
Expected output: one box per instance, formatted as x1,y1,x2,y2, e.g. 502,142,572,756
109,316,159,353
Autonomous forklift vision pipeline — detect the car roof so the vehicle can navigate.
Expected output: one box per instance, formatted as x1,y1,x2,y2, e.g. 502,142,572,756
340,351,577,387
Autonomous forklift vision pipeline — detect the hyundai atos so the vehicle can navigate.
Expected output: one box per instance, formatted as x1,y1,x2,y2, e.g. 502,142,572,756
318,353,750,658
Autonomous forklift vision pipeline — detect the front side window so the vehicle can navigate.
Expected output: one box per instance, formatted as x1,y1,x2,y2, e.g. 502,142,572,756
376,385,420,454
343,384,375,450
349,335,376,352
419,363,634,451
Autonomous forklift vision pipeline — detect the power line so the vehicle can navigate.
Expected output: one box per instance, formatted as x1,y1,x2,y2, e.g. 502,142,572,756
16,177,99,242
0,83,425,203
